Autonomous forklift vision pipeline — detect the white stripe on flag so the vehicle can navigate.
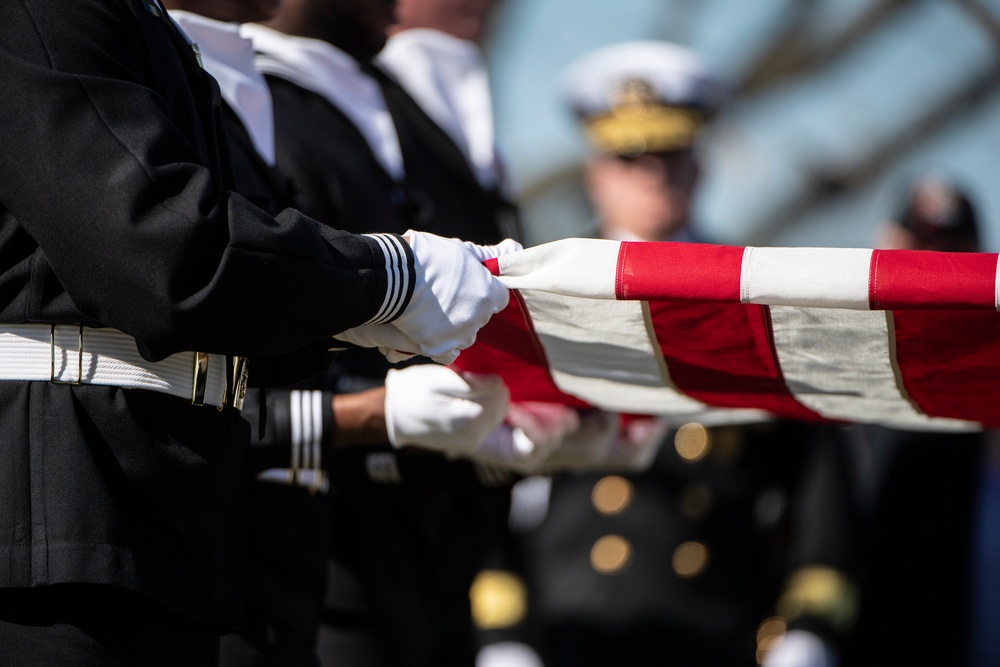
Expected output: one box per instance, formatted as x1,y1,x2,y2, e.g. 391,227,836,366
520,289,770,424
742,247,874,309
769,306,978,431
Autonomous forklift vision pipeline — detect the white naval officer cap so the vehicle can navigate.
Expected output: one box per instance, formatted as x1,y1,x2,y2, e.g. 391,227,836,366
561,40,729,156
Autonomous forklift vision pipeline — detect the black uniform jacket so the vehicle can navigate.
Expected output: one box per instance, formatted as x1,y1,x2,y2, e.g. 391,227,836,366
0,0,407,628
523,420,861,666
261,69,518,665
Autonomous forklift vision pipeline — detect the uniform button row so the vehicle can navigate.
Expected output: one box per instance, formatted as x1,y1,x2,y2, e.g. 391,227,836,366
589,535,710,579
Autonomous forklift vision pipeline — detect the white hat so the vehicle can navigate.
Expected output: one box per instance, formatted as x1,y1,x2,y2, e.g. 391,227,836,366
561,40,729,155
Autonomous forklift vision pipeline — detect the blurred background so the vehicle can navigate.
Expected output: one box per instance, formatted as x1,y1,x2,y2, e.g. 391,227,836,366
481,0,1000,250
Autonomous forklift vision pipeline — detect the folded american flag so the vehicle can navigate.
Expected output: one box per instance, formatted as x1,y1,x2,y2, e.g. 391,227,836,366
453,239,1000,431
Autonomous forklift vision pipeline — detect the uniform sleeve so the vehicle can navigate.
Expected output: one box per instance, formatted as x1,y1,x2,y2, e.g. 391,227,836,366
242,388,335,476
0,0,411,360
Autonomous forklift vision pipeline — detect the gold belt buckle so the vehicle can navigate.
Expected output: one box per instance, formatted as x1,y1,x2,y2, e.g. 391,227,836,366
193,353,248,410
228,355,249,411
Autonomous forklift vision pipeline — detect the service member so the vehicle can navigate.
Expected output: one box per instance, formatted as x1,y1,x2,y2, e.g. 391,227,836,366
165,2,515,664
515,41,862,667
0,0,512,664
242,1,523,665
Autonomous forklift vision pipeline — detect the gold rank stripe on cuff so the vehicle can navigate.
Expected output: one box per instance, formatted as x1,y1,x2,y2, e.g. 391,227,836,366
363,233,411,325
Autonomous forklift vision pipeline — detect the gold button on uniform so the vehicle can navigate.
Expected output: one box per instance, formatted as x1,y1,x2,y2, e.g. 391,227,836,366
672,540,709,578
756,616,787,664
592,475,633,515
591,535,632,575
675,423,710,462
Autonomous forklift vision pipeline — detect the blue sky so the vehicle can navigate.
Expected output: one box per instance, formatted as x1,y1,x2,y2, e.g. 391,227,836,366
484,0,1000,249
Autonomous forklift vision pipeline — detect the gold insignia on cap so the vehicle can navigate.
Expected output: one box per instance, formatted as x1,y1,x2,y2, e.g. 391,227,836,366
609,79,658,121
584,77,705,155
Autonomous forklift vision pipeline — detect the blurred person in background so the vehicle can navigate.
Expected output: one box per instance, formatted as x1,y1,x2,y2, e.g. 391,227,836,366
510,41,863,667
379,2,547,665
242,0,535,665
843,173,1000,667
163,2,330,662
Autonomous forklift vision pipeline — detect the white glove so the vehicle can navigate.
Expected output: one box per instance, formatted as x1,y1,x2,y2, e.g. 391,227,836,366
384,364,509,452
458,237,524,262
334,231,522,364
474,402,582,474
333,324,420,364
763,630,839,667
337,232,518,364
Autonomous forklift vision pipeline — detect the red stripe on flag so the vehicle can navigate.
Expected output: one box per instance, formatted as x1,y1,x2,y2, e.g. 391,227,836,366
616,242,744,302
892,310,1000,426
869,250,998,310
648,301,826,421
452,291,591,408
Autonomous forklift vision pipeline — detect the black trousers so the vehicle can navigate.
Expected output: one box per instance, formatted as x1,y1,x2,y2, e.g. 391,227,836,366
0,584,220,666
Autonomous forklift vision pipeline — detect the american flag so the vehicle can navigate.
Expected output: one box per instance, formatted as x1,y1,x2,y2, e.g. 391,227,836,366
453,239,1000,431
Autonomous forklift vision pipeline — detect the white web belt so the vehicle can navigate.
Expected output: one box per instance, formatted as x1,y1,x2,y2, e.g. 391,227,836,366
0,323,230,409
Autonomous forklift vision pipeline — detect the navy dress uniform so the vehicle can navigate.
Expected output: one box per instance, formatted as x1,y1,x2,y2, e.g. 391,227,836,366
512,41,863,667
0,1,509,663
244,14,520,667
166,10,336,666
521,422,861,666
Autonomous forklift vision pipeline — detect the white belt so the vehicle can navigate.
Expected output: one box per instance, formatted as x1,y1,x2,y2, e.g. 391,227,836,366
0,323,232,409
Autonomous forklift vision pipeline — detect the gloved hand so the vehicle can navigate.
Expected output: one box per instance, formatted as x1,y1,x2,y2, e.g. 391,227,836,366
332,324,420,364
383,364,509,452
456,237,523,262
336,232,520,364
762,630,839,667
473,402,582,474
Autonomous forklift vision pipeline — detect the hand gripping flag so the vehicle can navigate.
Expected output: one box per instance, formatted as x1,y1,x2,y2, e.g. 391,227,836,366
452,239,1000,431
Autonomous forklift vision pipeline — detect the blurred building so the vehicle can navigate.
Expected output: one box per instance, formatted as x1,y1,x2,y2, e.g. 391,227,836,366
483,0,1000,250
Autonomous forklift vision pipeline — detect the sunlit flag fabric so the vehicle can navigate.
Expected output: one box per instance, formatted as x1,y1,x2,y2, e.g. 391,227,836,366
452,238,1000,431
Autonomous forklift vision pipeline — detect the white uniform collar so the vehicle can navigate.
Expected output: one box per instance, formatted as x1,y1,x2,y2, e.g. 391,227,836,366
169,11,276,166
378,28,500,189
242,23,404,180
